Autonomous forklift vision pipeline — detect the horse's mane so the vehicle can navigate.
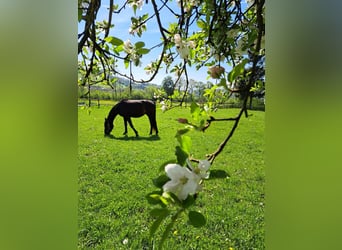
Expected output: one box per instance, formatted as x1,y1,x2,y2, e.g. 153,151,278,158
106,102,120,121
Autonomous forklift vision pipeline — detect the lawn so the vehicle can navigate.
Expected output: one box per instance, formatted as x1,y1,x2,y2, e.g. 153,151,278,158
78,103,265,249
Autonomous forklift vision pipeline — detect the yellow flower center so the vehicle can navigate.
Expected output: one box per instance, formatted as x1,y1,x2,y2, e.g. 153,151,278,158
180,176,188,184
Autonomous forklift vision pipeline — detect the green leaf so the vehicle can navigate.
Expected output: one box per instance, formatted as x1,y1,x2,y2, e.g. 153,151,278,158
146,191,163,205
150,208,170,238
135,41,145,49
161,191,181,205
150,208,169,218
159,209,183,248
142,13,149,20
153,174,170,188
146,192,169,206
124,59,130,69
182,195,195,209
190,102,201,120
228,59,249,82
188,211,206,228
175,146,188,166
137,48,150,55
179,135,192,155
114,44,124,54
78,9,83,22
196,19,206,29
203,85,218,99
159,195,169,206
218,78,228,90
105,36,124,46
176,128,190,136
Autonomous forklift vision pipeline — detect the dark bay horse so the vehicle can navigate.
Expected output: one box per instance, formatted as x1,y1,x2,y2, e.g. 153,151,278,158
104,99,158,137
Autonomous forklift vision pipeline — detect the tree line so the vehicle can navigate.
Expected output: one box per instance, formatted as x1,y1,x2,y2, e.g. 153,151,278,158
78,74,264,110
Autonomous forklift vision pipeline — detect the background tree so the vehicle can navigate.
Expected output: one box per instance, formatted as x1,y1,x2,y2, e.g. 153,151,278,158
161,75,175,97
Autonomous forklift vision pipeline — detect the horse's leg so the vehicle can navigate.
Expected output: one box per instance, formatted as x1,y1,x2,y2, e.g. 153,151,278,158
148,115,158,135
127,117,139,137
123,118,128,135
153,114,158,135
154,119,158,135
147,116,153,135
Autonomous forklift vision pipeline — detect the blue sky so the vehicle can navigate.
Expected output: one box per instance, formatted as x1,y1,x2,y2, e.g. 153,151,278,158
79,0,235,85
78,0,254,84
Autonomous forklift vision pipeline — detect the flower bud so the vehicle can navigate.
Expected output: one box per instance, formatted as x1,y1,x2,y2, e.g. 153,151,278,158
174,34,182,46
208,66,225,79
177,118,188,124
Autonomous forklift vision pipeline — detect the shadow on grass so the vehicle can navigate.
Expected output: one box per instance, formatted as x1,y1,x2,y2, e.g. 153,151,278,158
105,134,161,141
209,169,231,179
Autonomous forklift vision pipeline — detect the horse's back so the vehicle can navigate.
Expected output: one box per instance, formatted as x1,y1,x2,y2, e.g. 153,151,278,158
122,99,155,105
123,99,156,110
118,99,155,117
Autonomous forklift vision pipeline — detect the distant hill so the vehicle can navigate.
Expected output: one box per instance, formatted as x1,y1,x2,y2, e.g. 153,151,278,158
88,76,160,92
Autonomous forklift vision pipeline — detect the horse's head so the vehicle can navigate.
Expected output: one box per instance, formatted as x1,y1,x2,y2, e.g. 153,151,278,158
104,118,113,136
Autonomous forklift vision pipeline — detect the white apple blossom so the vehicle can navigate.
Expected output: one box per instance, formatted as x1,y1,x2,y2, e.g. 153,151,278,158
186,159,211,179
177,46,190,59
160,101,168,112
124,39,133,53
163,164,201,200
203,104,210,113
145,63,153,75
128,0,144,10
131,53,142,66
128,27,136,35
174,34,182,46
188,40,196,49
136,0,144,9
176,0,200,11
174,34,191,59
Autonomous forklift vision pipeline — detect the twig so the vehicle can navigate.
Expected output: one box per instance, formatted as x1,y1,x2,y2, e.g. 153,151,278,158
201,116,238,132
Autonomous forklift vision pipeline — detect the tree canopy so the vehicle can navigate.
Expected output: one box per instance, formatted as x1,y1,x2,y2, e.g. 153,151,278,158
78,0,265,105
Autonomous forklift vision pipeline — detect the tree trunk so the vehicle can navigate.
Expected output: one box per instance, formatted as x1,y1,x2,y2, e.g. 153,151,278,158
249,95,253,110
88,84,91,107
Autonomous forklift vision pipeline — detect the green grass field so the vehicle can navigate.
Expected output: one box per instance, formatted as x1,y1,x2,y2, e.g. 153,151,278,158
78,104,265,249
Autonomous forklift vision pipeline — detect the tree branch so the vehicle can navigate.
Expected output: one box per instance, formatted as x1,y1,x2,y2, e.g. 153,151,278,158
151,0,168,41
203,0,265,164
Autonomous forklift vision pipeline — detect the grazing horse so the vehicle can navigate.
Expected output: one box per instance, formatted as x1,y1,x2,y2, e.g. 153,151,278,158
104,99,158,137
